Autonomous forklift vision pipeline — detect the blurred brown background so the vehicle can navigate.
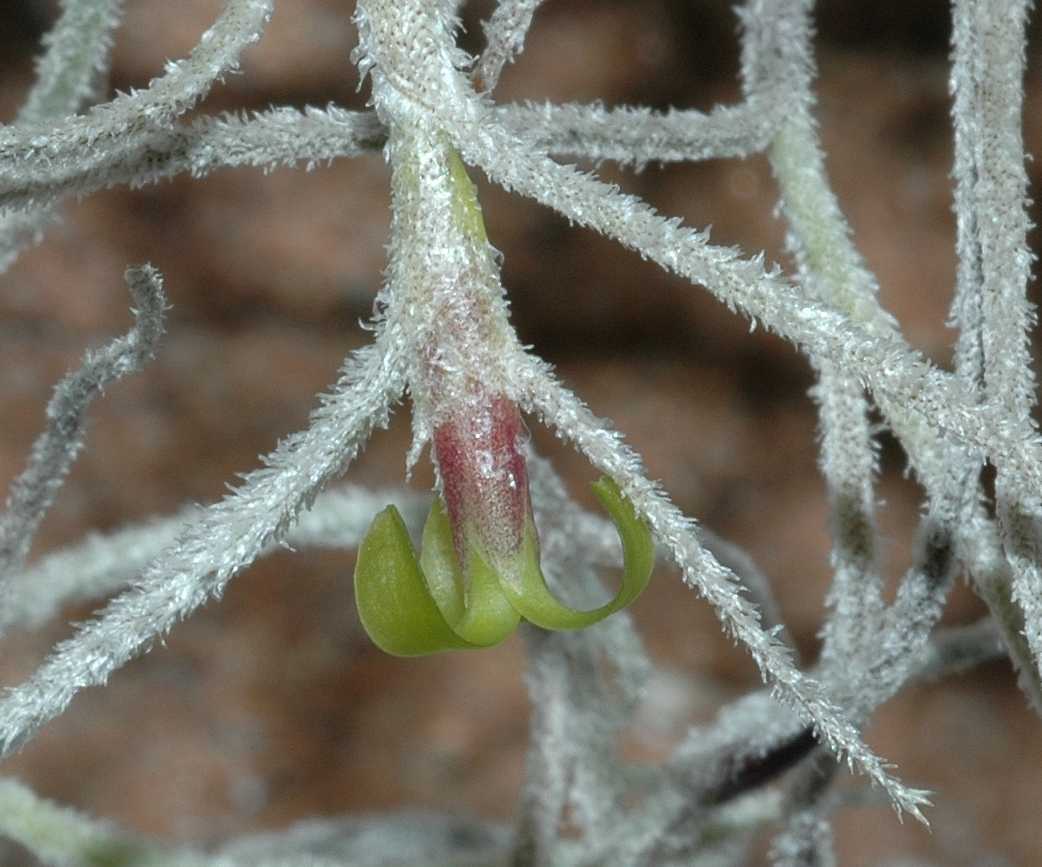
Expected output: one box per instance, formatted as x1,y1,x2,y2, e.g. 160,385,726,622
0,0,1040,864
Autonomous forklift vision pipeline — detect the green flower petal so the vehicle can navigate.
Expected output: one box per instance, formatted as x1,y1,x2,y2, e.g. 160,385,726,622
354,505,477,656
354,478,654,656
419,498,522,647
494,476,655,630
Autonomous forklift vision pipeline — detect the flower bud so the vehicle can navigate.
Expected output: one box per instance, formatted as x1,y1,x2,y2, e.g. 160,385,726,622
432,393,533,590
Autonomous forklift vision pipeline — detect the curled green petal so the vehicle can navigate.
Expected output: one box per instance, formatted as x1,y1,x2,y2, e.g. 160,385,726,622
354,506,477,656
419,498,521,646
354,478,654,656
495,476,655,630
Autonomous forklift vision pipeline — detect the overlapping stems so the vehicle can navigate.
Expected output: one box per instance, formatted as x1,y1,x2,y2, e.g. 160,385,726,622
0,0,414,759
948,0,1042,705
351,0,1042,821
0,333,407,755
0,0,1038,860
0,0,274,272
0,0,274,182
0,0,124,269
746,0,999,856
0,102,781,218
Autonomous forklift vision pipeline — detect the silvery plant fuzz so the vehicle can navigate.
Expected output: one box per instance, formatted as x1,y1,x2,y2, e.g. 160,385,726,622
0,1,1037,865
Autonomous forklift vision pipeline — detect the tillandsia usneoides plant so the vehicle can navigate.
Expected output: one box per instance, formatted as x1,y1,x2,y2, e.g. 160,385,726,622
0,0,1038,864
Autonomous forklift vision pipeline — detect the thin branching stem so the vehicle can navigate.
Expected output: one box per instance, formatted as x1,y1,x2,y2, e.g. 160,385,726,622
949,0,1042,692
1,0,1040,862
742,0,887,668
0,338,405,756
0,485,428,635
0,0,274,185
512,354,930,819
501,98,784,167
474,0,545,93
0,266,166,589
0,98,782,217
0,0,125,272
